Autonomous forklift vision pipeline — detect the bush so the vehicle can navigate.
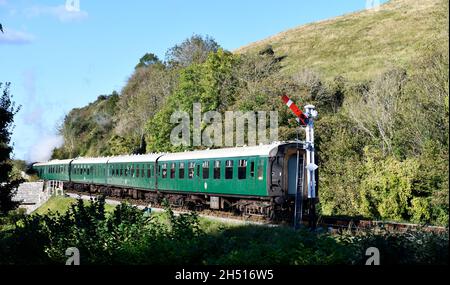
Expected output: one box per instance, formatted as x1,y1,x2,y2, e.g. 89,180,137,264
0,197,447,265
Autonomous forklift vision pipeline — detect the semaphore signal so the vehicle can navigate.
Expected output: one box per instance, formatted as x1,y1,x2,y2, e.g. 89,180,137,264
281,95,318,229
280,94,309,126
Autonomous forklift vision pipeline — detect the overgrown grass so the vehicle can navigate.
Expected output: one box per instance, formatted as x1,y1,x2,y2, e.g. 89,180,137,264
34,196,116,215
236,0,448,81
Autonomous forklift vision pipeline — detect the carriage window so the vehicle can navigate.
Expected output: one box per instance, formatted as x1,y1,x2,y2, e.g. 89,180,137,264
120,166,123,176
87,167,90,175
141,167,145,178
214,161,221,179
250,161,255,177
188,162,195,179
147,164,151,178
162,163,167,179
170,163,176,179
238,160,247,180
179,162,185,179
136,165,140,177
225,160,233,180
197,165,200,177
258,160,264,180
202,161,209,179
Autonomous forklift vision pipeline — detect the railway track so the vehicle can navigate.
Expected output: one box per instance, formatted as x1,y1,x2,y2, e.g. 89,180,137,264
65,189,274,226
64,189,447,233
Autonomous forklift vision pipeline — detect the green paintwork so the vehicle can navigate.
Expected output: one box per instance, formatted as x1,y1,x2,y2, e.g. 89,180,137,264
34,155,270,197
157,156,268,197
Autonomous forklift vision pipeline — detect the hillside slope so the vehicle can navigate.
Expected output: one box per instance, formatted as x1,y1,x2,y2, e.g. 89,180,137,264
235,0,448,81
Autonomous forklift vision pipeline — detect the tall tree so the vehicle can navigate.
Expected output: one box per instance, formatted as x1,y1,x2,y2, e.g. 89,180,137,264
0,82,22,215
166,34,220,67
135,53,161,69
115,64,177,154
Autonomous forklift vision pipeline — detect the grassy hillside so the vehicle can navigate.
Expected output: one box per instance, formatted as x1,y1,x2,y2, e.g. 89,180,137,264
235,0,448,81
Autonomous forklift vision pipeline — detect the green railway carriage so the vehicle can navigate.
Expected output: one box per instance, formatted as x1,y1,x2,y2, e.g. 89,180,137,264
71,157,109,185
33,142,310,217
106,154,162,190
33,159,72,181
156,145,271,197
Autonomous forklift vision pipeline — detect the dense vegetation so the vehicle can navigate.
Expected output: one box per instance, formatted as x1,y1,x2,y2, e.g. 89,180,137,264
0,82,22,215
51,0,449,226
0,197,447,265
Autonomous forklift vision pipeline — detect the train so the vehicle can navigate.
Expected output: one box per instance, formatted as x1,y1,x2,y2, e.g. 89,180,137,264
33,141,316,219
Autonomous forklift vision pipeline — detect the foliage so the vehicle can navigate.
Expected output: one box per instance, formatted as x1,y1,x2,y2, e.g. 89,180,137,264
146,48,238,152
135,52,161,69
0,82,22,215
115,63,176,149
52,92,119,158
8,159,27,181
166,34,220,67
0,197,447,265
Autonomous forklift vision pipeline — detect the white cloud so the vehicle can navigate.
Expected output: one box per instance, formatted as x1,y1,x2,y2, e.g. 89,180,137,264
27,4,88,22
28,135,64,162
0,28,35,44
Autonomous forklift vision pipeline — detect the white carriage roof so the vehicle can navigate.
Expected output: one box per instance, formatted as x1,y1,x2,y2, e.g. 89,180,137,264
158,142,283,162
33,159,73,166
107,153,163,163
72,157,110,164
34,142,295,166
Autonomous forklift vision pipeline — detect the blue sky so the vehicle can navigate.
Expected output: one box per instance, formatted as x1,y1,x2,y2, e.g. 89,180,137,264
0,0,385,162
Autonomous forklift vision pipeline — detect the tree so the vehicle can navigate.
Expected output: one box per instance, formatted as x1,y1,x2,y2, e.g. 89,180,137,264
115,64,177,153
146,49,238,152
166,34,220,67
135,53,161,69
0,82,22,215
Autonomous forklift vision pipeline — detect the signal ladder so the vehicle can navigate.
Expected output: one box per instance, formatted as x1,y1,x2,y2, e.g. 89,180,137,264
294,152,305,229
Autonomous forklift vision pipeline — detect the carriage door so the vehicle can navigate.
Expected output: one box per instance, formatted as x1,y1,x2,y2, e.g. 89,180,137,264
288,155,304,195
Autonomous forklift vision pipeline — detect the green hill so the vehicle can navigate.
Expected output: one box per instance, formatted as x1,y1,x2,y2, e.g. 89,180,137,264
235,0,448,81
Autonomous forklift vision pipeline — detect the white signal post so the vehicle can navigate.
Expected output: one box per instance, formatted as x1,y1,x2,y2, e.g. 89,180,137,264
304,105,318,199
281,95,318,229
